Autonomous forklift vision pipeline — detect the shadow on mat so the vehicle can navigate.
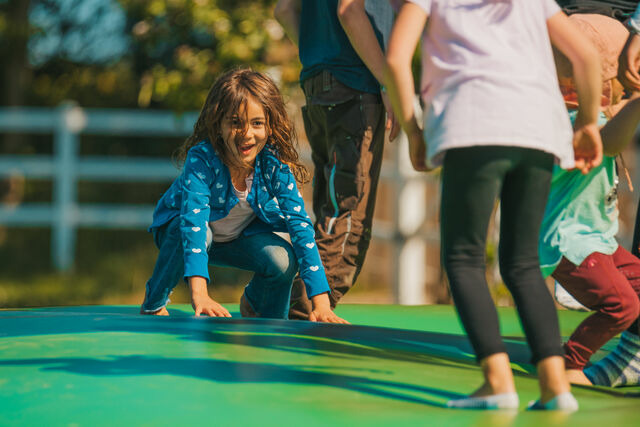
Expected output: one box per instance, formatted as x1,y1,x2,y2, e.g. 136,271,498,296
0,309,518,368
0,355,461,407
2,310,639,397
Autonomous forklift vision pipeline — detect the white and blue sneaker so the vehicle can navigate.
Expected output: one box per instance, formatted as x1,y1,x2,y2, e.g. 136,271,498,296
527,392,579,412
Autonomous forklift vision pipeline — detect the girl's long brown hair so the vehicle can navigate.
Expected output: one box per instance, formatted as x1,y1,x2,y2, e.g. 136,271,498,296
176,68,309,184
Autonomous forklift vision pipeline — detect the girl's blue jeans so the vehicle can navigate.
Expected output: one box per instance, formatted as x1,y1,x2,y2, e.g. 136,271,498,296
141,215,298,319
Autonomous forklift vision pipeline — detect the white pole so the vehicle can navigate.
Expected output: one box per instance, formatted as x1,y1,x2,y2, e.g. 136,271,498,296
52,102,85,271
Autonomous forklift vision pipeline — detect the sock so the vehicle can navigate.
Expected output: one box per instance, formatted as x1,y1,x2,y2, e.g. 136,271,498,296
447,392,519,410
527,392,578,412
584,331,640,387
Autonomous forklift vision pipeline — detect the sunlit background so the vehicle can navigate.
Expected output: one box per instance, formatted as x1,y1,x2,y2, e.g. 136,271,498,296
0,0,638,309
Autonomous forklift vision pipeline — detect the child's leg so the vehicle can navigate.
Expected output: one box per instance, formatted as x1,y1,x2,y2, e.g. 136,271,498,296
141,216,185,314
441,147,508,363
497,148,568,402
619,247,640,339
583,247,640,386
552,249,640,373
289,74,385,320
447,353,519,409
585,331,640,387
441,146,520,400
527,357,577,411
600,95,640,156
209,232,298,319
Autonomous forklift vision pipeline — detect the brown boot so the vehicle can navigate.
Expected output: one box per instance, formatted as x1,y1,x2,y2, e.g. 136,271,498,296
288,277,312,320
240,293,259,318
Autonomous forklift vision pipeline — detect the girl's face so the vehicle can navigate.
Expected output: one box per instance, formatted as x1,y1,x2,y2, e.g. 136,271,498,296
220,95,268,169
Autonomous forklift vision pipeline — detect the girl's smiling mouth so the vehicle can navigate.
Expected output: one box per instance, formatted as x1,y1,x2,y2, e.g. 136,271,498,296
238,142,255,155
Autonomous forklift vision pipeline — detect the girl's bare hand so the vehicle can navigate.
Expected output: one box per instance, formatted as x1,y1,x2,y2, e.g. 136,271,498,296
308,291,349,324
408,130,428,171
191,294,231,317
382,91,401,142
309,308,350,324
572,123,603,174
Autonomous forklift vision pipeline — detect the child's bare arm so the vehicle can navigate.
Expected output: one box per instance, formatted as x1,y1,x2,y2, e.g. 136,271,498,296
619,1,640,93
338,0,400,141
618,33,640,91
548,11,601,128
384,2,428,170
338,0,385,85
548,11,603,173
601,94,640,156
274,0,301,46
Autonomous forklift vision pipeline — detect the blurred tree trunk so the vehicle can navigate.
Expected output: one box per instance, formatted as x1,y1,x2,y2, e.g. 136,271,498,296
2,0,31,107
1,0,30,204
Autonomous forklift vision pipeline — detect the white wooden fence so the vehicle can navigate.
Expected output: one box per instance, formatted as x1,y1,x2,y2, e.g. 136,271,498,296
0,102,438,304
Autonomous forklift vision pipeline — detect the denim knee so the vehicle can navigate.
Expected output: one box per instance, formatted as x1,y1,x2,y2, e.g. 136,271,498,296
263,244,298,284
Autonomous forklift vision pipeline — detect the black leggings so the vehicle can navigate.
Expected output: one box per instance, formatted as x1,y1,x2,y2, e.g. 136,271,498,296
441,146,563,364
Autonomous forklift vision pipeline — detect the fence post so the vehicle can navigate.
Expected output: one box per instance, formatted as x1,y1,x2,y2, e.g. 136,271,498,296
392,133,428,305
390,96,428,305
52,102,85,271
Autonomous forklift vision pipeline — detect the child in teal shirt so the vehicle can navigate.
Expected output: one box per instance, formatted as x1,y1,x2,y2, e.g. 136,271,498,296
540,13,640,387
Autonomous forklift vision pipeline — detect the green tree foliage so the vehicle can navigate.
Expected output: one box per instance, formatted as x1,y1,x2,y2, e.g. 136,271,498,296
0,0,31,106
121,0,299,110
1,0,300,109
0,0,303,307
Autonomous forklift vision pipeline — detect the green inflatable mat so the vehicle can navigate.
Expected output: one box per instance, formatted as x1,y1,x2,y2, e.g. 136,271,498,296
0,304,638,426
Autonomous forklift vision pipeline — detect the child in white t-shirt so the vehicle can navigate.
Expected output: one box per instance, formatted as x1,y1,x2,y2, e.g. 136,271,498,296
385,0,602,411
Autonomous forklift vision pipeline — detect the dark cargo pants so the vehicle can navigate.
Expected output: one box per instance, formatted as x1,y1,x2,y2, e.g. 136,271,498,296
289,71,385,320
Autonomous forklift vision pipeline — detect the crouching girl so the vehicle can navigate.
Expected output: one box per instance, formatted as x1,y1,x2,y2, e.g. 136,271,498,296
140,68,347,324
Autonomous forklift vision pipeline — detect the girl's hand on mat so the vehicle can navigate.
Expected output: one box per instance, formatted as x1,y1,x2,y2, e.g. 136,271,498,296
189,277,231,317
309,293,350,324
572,122,602,174
309,308,349,324
191,294,231,317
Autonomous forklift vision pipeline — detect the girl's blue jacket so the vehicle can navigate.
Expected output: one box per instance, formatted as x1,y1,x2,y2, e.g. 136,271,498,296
150,141,330,298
